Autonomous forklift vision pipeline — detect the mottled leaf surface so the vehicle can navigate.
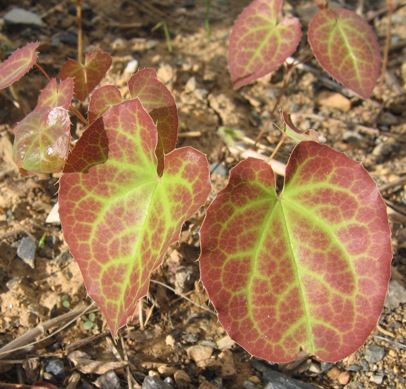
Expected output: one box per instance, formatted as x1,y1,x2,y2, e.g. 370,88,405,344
12,107,71,175
228,0,301,89
59,50,112,101
128,68,178,174
88,85,122,124
59,99,210,336
36,78,74,109
308,8,381,98
200,141,391,362
0,42,39,90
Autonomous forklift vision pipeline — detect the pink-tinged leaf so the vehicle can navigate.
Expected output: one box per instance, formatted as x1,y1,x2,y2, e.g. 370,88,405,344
128,68,178,175
88,85,123,124
59,50,112,101
308,8,381,98
200,141,392,362
280,109,319,143
12,107,71,175
0,42,39,90
58,99,210,336
36,78,74,110
228,0,301,89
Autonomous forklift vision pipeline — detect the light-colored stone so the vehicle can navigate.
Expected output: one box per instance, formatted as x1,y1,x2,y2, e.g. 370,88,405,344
316,91,351,111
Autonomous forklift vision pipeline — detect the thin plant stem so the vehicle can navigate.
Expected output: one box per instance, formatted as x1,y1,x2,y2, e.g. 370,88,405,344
378,0,394,96
34,63,51,81
205,0,211,39
70,104,88,126
268,133,287,162
77,0,83,64
152,21,173,53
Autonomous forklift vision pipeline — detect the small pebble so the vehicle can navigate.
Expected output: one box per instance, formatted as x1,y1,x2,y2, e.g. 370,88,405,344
94,370,122,389
45,359,65,380
174,370,191,386
338,371,351,385
123,59,139,75
364,345,386,363
186,345,213,365
370,374,384,385
326,366,341,380
17,236,36,268
142,375,173,389
165,334,176,347
4,7,43,26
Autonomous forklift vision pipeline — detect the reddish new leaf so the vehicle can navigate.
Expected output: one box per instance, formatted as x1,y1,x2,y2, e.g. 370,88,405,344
59,50,112,101
0,42,39,90
12,107,71,175
59,99,210,336
200,141,392,362
36,78,74,110
308,8,381,98
88,85,122,124
228,0,301,89
128,68,178,175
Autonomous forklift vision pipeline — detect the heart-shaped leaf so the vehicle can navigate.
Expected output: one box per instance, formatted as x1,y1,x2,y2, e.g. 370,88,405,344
59,99,210,336
36,78,74,110
0,42,39,90
128,68,178,175
228,0,301,89
59,50,112,101
12,107,71,175
200,141,392,362
88,85,122,124
308,8,381,98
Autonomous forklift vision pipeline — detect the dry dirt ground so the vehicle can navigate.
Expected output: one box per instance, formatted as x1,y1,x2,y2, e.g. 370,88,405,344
0,1,406,388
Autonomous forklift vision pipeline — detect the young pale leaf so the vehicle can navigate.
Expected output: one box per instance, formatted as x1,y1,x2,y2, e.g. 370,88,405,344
12,107,71,175
200,141,392,362
58,99,210,336
88,85,122,124
59,50,112,101
0,42,39,90
35,78,74,110
128,68,178,175
280,110,319,143
308,8,381,98
228,0,301,89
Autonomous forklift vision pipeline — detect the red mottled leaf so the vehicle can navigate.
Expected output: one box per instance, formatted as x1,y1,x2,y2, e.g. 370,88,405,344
0,42,39,90
58,99,210,336
228,0,301,89
59,50,112,101
36,78,74,110
200,141,392,362
12,107,71,175
88,85,122,124
308,8,381,98
128,68,178,175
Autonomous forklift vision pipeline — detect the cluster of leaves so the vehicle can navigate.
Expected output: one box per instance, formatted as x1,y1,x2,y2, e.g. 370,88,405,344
228,0,381,98
0,0,391,364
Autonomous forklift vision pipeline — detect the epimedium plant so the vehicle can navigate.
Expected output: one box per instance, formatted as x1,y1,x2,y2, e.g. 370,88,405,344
1,0,391,365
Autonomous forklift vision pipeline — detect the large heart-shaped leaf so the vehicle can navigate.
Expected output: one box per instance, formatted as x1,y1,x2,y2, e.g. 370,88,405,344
199,141,392,362
59,99,210,336
59,50,112,101
0,42,39,90
308,8,381,99
12,107,71,175
228,0,301,89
